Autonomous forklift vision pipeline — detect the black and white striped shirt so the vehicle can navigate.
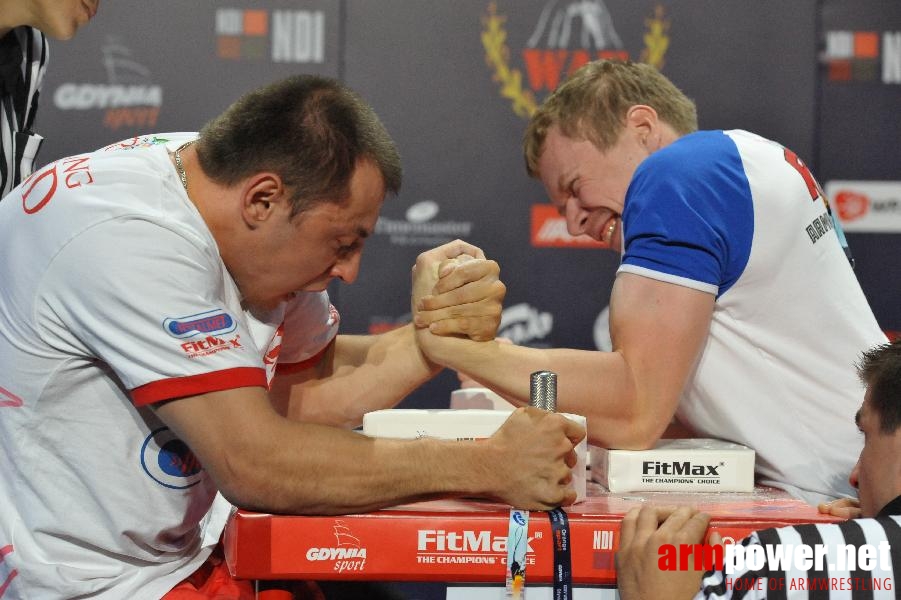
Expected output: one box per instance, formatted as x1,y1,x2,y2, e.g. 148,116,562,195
697,497,901,599
0,26,48,199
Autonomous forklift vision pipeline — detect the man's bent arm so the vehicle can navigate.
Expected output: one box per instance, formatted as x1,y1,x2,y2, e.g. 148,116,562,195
415,273,714,448
269,324,438,428
154,389,584,514
271,242,506,428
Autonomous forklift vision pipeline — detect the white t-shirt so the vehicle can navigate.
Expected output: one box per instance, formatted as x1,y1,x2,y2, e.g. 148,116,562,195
618,130,887,505
0,134,338,598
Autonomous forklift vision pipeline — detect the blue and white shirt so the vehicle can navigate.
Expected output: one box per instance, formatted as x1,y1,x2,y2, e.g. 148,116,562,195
618,130,887,504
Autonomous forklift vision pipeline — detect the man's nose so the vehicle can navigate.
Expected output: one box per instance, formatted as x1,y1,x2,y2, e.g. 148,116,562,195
565,200,589,237
332,252,362,284
848,458,861,489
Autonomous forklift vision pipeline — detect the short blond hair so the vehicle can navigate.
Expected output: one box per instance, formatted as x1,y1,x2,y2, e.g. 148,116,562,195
523,60,698,177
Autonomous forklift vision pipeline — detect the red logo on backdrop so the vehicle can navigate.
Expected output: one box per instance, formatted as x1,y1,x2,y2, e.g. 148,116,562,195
834,191,870,222
482,2,671,120
530,204,605,248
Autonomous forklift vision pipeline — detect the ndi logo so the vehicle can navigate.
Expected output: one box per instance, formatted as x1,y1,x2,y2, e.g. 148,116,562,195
215,9,325,63
140,427,204,489
823,30,901,83
272,10,325,63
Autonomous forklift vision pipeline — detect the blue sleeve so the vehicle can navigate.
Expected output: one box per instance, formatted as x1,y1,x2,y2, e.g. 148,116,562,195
620,131,754,298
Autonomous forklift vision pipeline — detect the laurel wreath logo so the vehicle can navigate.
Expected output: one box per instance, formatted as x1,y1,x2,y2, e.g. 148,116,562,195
482,2,671,119
481,3,538,118
641,4,671,68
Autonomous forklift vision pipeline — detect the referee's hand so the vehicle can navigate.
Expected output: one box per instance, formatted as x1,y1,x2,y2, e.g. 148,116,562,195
818,497,862,519
615,506,713,600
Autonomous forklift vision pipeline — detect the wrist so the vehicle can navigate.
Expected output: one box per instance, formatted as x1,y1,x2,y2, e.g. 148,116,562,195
450,438,500,500
407,323,443,375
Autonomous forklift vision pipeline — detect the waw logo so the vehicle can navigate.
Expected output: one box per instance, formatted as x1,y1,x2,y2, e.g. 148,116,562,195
481,1,672,118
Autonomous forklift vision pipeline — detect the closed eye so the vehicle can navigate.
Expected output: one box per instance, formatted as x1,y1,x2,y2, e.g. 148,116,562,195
337,240,362,259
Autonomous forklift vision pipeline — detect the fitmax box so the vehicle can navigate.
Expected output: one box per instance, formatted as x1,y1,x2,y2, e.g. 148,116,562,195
591,438,755,493
362,408,588,502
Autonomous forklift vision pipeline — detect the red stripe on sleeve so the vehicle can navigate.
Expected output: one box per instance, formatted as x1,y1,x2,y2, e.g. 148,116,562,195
131,367,267,406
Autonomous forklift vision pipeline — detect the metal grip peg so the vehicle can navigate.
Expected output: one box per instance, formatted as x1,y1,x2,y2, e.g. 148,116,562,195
529,370,557,412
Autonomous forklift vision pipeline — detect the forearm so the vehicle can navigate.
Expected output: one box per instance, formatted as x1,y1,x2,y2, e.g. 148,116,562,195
223,417,495,514
275,324,440,428
157,390,582,514
421,335,666,448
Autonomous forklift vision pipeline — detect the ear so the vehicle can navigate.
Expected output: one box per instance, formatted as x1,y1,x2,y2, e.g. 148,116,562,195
624,105,660,147
240,172,288,227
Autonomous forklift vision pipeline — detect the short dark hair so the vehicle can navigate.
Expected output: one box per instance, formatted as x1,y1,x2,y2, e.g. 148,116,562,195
857,339,901,434
196,75,401,217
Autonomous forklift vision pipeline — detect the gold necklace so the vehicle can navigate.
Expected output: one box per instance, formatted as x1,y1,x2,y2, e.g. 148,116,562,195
173,140,195,192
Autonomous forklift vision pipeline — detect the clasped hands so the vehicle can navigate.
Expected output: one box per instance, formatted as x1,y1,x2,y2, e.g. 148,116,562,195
410,239,506,346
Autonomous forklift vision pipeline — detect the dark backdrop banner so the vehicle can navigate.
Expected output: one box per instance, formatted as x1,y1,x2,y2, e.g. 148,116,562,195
27,2,901,598
35,1,900,409
819,0,901,338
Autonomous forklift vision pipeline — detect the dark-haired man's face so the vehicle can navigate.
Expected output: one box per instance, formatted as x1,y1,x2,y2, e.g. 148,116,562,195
849,390,901,517
235,159,384,311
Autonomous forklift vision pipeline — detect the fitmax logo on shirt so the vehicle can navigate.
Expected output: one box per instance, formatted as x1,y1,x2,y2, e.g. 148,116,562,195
180,334,243,359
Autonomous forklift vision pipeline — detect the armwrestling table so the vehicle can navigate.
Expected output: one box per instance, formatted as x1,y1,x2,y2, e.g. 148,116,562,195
223,483,841,599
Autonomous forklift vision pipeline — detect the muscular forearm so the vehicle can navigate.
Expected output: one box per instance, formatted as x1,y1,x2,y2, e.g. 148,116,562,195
222,417,497,514
420,335,666,448
158,393,582,515
424,274,714,450
274,324,440,428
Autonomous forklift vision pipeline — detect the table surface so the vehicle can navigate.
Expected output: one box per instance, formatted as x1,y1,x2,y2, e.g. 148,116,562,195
223,483,841,585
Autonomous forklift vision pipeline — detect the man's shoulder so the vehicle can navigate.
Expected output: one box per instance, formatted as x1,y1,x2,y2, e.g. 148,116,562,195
639,131,740,180
93,132,198,155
